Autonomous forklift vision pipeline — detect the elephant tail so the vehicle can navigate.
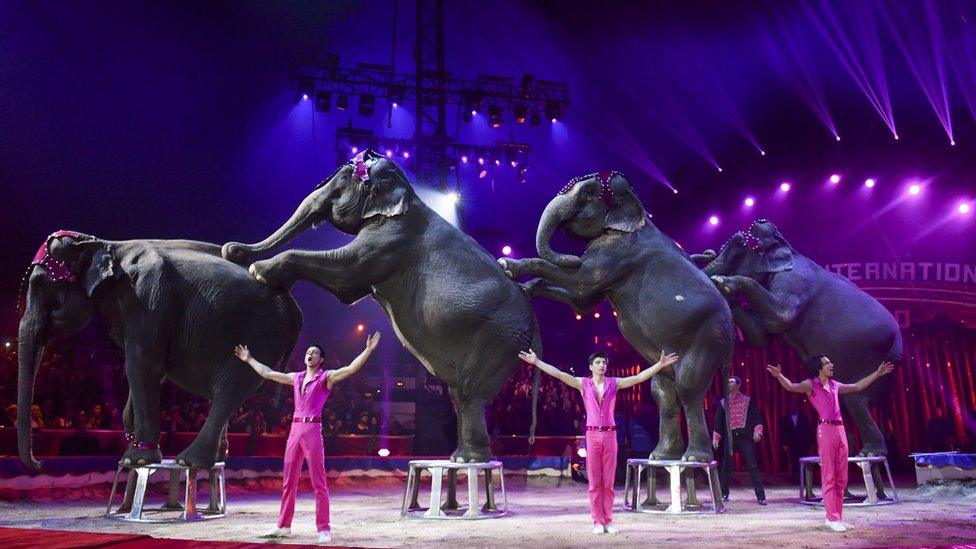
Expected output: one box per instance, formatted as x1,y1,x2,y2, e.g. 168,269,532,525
528,332,543,446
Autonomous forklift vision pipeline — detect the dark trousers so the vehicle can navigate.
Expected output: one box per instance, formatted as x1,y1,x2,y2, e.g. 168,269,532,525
719,429,766,501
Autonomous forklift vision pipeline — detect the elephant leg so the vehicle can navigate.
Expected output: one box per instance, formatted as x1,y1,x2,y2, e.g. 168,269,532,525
250,248,377,299
117,392,137,514
122,344,165,467
711,275,799,333
453,396,490,464
677,330,729,463
498,258,611,304
178,361,252,469
650,373,684,460
841,392,886,457
521,279,602,314
216,424,229,462
730,305,770,347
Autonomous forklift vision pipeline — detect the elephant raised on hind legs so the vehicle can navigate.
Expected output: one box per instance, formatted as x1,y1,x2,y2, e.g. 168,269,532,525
696,219,903,456
17,231,302,471
499,171,734,462
223,150,541,463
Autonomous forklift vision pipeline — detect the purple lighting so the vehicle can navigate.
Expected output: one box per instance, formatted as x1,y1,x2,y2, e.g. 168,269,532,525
779,182,791,192
958,203,971,215
865,178,877,188
835,135,841,141
301,93,309,101
760,150,766,156
477,157,485,165
471,110,477,116
461,155,468,163
501,245,512,256
829,174,841,184
385,150,393,158
908,183,922,196
744,197,755,207
708,215,719,226
402,151,410,159
351,147,358,154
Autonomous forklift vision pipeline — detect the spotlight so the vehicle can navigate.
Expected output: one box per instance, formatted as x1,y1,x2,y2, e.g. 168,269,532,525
575,314,582,320
315,91,332,112
759,150,766,156
461,155,468,163
744,197,755,207
958,203,971,214
494,159,501,166
894,134,900,140
477,157,485,165
385,150,393,158
829,174,841,184
544,100,562,122
510,160,517,167
951,140,956,146
402,151,410,159
336,94,349,111
478,170,487,178
389,86,405,107
908,184,921,196
865,178,876,188
377,448,390,457
301,93,309,102
717,167,723,173
462,92,482,120
3,341,10,349
356,324,365,333
358,94,375,116
779,182,791,192
529,110,541,126
501,245,512,256
351,146,358,154
835,135,841,142
514,103,528,124
594,312,601,319
487,105,504,128
708,215,719,226
450,191,461,203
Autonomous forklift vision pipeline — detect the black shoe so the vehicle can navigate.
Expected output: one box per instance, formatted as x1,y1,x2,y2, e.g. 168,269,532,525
758,499,767,505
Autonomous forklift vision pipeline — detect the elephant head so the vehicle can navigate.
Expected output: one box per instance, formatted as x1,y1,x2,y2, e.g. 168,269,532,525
701,219,795,279
223,149,413,263
16,231,118,469
536,171,647,268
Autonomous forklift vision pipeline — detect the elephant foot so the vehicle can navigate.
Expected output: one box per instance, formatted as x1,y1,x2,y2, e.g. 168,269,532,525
858,445,887,458
160,501,185,511
176,445,218,470
451,446,491,464
710,275,735,297
681,442,714,463
122,447,162,468
497,258,515,279
650,439,684,461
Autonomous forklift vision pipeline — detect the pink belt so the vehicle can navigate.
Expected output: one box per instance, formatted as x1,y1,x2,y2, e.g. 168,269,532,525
586,425,616,432
818,419,843,426
293,416,321,423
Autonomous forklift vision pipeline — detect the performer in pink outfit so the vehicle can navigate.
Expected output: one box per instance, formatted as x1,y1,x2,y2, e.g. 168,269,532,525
519,348,678,535
766,356,893,533
235,332,381,544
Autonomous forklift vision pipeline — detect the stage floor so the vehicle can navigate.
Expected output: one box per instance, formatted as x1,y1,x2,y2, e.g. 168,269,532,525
1,476,974,547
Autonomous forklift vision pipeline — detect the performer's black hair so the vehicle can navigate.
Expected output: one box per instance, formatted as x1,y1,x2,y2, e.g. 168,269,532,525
807,355,828,377
588,352,609,365
728,375,742,385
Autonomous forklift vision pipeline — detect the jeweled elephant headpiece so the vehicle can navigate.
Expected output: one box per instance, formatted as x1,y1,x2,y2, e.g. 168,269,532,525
537,171,648,268
749,219,795,273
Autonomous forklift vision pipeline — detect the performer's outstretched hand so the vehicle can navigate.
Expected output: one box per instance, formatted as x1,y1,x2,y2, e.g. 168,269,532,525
518,349,539,365
765,364,782,377
365,331,382,351
876,361,894,377
658,352,679,369
234,344,251,363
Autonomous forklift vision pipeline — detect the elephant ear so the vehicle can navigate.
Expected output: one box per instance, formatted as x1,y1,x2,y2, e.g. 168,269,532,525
604,173,647,233
48,236,117,298
758,241,794,273
362,159,410,219
118,248,166,311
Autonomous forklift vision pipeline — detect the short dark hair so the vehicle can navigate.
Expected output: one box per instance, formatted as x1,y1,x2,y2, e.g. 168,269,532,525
807,355,827,377
308,343,325,355
588,352,608,365
728,376,741,386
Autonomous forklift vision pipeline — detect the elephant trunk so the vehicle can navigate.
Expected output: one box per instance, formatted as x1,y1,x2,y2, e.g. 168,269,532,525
222,193,319,264
16,311,46,471
535,194,582,269
701,245,735,276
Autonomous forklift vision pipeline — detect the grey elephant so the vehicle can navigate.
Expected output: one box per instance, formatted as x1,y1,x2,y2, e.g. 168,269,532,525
498,172,734,462
17,231,302,470
222,150,540,463
696,219,903,456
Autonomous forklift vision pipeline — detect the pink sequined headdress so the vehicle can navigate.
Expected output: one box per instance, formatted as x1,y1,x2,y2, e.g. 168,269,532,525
557,171,622,208
30,230,93,282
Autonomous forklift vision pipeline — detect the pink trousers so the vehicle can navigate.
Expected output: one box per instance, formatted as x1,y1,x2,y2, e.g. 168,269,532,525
277,423,330,532
817,424,849,522
585,430,617,526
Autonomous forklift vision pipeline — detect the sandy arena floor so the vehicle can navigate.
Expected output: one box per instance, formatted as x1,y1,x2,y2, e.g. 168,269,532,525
1,475,975,547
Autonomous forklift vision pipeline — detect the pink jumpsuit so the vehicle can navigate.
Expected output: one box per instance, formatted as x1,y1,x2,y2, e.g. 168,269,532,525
278,369,332,532
807,378,848,522
580,377,618,527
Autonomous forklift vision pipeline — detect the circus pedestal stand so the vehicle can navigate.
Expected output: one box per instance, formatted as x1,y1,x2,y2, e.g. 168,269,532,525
622,458,726,514
105,459,226,522
401,460,508,519
799,455,898,506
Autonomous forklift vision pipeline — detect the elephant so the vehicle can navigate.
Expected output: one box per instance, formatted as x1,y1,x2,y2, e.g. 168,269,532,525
17,231,302,471
697,219,903,456
497,171,734,462
222,149,541,463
